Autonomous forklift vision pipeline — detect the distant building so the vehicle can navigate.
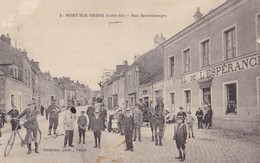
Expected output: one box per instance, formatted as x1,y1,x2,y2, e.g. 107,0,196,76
101,69,115,83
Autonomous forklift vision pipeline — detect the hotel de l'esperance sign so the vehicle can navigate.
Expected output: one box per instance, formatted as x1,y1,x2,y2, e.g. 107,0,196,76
168,53,260,86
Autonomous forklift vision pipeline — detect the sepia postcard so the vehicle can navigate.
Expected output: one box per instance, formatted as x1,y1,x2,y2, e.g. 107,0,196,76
0,0,260,163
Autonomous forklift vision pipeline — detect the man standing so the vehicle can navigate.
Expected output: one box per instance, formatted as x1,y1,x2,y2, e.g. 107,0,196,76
17,100,39,154
133,103,143,142
91,109,103,149
118,109,125,135
45,106,49,120
195,107,203,129
99,104,107,130
48,100,61,135
7,105,19,131
124,108,134,151
40,105,44,116
86,102,95,131
63,106,77,148
138,99,145,113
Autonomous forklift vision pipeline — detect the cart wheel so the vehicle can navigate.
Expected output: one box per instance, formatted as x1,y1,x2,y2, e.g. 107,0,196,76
4,133,16,157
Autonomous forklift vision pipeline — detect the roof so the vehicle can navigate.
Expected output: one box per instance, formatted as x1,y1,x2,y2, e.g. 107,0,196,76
140,68,164,85
162,0,238,48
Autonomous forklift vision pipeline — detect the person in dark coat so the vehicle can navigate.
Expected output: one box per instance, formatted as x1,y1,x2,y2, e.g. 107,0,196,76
195,107,203,129
124,108,134,152
86,103,95,131
7,105,19,131
91,109,103,149
0,107,6,145
118,109,125,135
177,107,187,123
17,100,39,154
173,116,187,162
40,105,44,116
99,104,107,130
48,100,61,135
45,107,49,120
206,106,213,129
133,104,143,142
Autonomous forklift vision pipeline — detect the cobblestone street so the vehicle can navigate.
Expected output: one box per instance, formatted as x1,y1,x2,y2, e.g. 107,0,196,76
0,106,259,163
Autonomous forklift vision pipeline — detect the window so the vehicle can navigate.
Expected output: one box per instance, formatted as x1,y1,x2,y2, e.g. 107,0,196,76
170,93,175,112
225,83,237,115
183,49,191,72
169,56,175,77
202,88,211,105
155,90,163,101
14,68,17,78
184,90,191,112
25,69,27,85
224,27,236,60
128,74,131,87
113,94,118,107
257,14,260,51
201,40,210,67
11,95,15,106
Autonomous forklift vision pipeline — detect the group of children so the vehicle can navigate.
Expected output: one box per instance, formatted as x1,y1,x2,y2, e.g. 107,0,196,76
62,105,136,152
63,105,104,149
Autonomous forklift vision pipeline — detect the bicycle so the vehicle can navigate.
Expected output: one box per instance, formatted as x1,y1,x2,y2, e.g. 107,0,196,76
4,118,42,157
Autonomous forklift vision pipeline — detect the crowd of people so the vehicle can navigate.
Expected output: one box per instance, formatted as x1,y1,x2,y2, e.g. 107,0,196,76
0,97,213,163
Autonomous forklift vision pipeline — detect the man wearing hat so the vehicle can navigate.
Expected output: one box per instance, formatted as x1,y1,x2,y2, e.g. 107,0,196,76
86,102,95,131
63,106,77,148
47,100,61,135
195,107,203,129
91,108,103,148
7,105,19,131
77,110,88,144
173,116,187,162
124,108,134,151
133,103,143,142
118,109,125,135
16,100,39,154
99,103,107,130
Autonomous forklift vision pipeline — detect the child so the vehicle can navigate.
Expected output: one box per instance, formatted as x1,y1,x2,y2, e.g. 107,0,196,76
186,111,195,138
91,109,103,148
173,116,187,162
77,110,88,144
124,108,134,152
111,117,118,133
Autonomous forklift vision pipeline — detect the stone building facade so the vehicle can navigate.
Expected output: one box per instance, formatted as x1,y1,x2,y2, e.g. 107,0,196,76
162,0,260,135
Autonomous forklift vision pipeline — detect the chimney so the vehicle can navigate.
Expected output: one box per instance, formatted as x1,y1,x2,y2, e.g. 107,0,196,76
154,33,166,47
6,33,11,46
0,34,11,46
22,49,27,55
31,59,40,69
193,7,203,22
160,33,166,43
123,60,128,66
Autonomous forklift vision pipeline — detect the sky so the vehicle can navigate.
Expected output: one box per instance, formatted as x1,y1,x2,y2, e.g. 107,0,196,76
0,0,226,90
